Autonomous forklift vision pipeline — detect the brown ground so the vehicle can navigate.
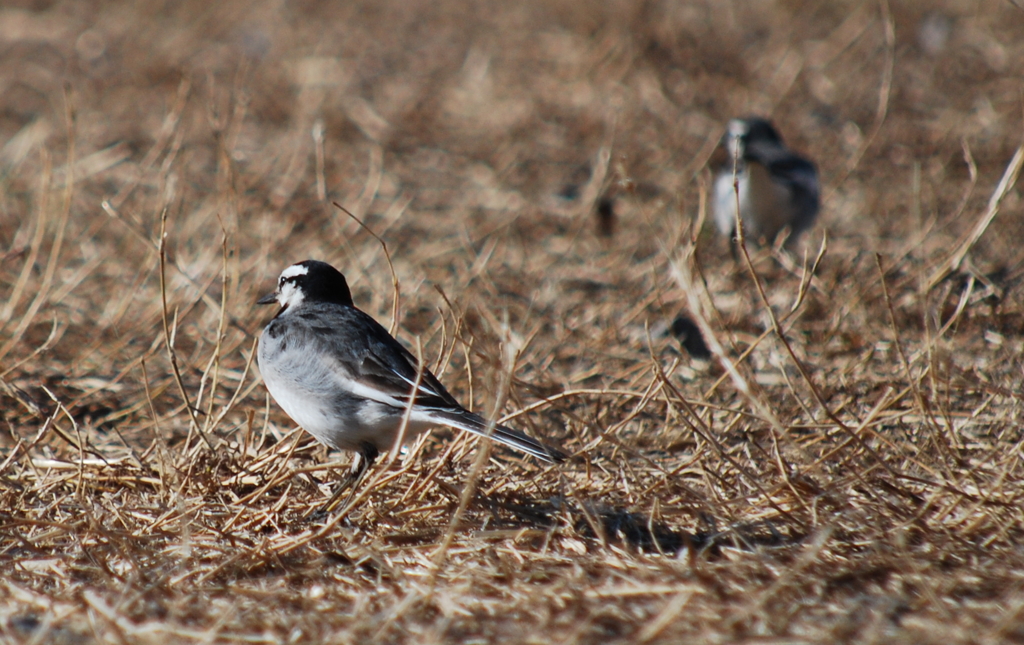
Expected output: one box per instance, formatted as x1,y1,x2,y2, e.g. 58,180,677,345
1,0,1024,643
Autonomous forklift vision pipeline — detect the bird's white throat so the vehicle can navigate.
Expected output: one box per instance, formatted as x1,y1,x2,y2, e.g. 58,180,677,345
275,263,310,309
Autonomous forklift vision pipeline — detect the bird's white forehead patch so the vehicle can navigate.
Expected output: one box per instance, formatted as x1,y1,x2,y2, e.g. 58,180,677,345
725,119,749,158
727,119,750,138
280,264,309,281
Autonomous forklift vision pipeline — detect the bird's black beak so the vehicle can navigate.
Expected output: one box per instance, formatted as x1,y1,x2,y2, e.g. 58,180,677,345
257,292,278,305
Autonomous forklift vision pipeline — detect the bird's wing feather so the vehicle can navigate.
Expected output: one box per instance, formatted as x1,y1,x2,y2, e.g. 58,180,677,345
299,303,461,411
358,346,459,409
767,157,819,196
767,156,819,231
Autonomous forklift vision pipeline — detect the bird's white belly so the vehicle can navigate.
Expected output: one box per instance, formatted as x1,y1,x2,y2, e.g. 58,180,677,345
713,168,750,236
259,363,339,440
714,164,792,241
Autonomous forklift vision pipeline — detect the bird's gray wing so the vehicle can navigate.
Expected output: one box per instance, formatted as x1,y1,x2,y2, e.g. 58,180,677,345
768,156,820,233
299,304,462,411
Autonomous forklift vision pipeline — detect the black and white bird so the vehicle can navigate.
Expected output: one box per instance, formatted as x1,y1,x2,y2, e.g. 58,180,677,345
256,260,565,499
712,117,820,247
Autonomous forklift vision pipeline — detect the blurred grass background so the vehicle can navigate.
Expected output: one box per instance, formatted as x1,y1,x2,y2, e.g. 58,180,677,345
1,0,1023,643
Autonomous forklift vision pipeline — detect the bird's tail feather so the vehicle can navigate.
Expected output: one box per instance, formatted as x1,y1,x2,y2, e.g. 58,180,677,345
429,410,566,463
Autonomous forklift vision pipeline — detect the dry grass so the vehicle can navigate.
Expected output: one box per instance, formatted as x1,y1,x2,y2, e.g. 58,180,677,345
2,0,1024,642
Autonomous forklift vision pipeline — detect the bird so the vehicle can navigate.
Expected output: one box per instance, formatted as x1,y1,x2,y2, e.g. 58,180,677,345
711,117,820,248
256,260,565,507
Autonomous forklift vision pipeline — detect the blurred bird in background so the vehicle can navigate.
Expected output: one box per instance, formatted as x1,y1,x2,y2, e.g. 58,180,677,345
712,117,820,249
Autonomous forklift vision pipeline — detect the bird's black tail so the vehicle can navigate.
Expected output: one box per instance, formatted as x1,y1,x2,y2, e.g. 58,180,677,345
430,410,567,463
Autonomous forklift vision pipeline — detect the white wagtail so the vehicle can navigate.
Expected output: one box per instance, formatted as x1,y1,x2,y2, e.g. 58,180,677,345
712,117,820,247
256,260,565,502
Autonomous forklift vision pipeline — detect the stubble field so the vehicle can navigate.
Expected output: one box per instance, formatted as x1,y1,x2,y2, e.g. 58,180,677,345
1,0,1024,643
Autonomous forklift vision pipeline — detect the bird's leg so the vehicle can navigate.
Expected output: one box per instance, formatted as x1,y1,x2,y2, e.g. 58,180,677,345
308,442,379,520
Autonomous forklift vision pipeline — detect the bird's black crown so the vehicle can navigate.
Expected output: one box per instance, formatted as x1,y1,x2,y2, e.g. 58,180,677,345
286,260,354,307
740,117,784,147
